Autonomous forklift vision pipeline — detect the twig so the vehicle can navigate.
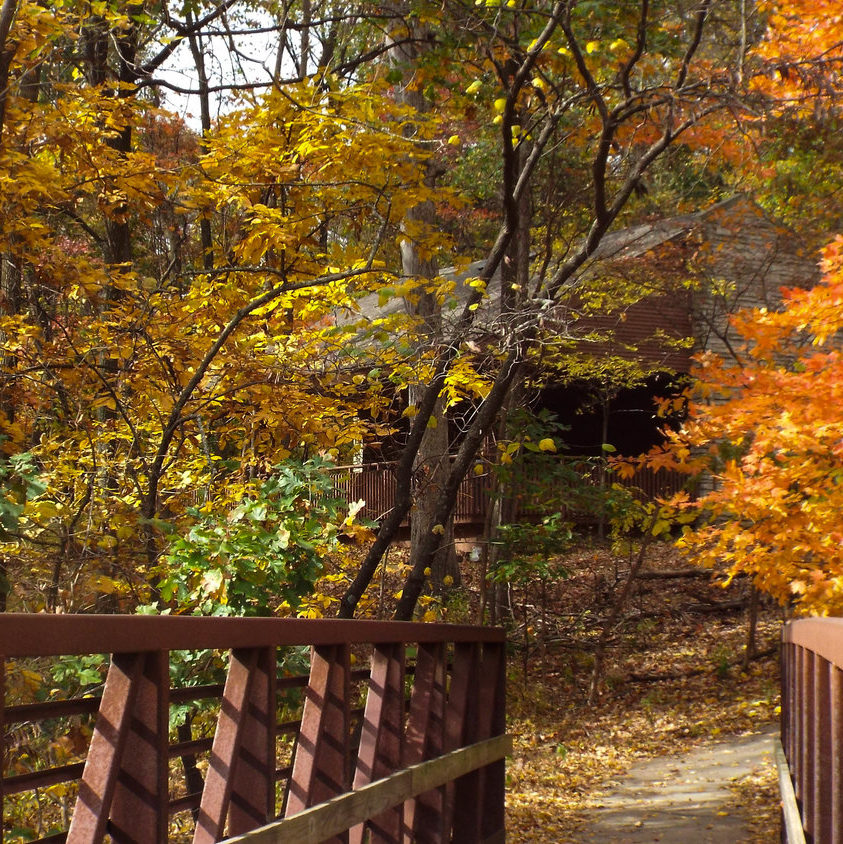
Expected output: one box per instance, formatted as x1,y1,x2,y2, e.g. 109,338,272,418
637,568,716,580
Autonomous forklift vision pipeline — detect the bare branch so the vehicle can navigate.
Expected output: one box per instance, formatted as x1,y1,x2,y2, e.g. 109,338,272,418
675,0,712,90
620,0,648,99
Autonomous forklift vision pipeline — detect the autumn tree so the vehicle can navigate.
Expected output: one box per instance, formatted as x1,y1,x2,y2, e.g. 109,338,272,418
2,0,841,621
622,236,843,614
613,0,843,615
340,0,804,620
0,0,453,611
736,0,843,245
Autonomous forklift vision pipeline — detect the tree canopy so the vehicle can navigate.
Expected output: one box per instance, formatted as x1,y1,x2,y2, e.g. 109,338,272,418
0,0,840,618
622,237,843,615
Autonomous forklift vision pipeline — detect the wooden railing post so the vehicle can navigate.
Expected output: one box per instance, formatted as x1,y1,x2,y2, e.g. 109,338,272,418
194,647,278,843
68,650,169,843
814,655,832,841
796,649,816,835
285,643,351,843
480,641,507,844
228,646,277,834
831,665,843,840
451,641,505,843
781,639,789,765
111,649,169,842
350,643,406,844
403,641,447,843
787,640,798,786
444,642,480,837
794,645,804,808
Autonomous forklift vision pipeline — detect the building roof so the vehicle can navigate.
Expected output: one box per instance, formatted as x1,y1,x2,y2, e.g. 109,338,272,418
343,195,819,375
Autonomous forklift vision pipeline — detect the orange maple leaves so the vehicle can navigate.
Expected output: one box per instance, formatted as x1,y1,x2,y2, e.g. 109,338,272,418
753,0,843,113
626,236,843,614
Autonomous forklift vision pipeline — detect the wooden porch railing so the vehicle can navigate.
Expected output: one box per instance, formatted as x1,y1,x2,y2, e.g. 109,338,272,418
0,615,508,843
780,617,843,843
328,459,686,527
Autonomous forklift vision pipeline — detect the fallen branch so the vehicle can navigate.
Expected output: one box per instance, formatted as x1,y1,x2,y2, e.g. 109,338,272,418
621,609,681,623
628,667,705,682
686,598,747,614
637,568,715,580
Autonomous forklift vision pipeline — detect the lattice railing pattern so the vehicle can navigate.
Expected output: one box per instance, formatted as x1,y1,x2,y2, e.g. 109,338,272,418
0,615,507,844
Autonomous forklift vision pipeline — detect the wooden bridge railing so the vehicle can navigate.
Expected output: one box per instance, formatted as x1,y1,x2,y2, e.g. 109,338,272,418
780,618,843,844
0,615,508,843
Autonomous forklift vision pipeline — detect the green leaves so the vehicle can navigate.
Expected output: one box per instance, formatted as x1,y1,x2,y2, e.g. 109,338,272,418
0,449,46,537
154,458,350,617
489,514,572,585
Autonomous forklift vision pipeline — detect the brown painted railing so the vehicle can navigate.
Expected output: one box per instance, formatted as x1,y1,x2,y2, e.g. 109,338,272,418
329,459,686,527
329,462,492,525
780,618,843,843
0,615,507,843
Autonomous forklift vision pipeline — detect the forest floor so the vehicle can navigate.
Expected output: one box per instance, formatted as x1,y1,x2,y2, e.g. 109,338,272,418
329,536,783,841
488,541,782,843
488,545,781,844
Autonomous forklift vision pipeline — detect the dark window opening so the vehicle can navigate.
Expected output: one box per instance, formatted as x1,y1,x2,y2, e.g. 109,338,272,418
537,372,685,458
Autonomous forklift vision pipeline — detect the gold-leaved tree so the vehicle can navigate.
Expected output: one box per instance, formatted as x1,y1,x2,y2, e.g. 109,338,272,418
0,0,448,613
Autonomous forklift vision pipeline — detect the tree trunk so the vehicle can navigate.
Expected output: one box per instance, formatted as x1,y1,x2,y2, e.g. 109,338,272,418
390,9,459,591
409,392,459,589
742,584,760,670
187,16,213,270
483,147,531,615
0,0,18,143
394,351,526,620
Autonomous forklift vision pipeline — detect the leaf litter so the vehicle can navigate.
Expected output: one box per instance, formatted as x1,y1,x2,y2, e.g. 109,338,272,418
502,542,781,842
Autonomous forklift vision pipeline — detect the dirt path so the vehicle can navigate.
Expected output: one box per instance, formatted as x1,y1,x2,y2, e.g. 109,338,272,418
576,726,779,843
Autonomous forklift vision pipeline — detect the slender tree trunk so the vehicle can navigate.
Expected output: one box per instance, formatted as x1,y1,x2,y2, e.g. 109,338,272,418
597,395,610,540
0,0,19,142
742,584,760,670
487,137,531,603
389,8,459,590
480,473,502,625
483,383,523,625
187,17,214,270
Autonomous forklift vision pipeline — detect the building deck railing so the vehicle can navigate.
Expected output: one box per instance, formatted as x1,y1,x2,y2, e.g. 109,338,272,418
0,614,508,843
780,617,843,843
328,458,686,528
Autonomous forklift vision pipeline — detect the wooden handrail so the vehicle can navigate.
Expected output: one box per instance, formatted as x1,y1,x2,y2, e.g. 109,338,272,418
780,617,843,843
222,734,512,843
774,737,807,844
0,613,503,656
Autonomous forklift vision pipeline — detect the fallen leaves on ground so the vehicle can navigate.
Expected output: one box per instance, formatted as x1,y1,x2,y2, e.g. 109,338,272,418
728,757,780,843
504,542,781,842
